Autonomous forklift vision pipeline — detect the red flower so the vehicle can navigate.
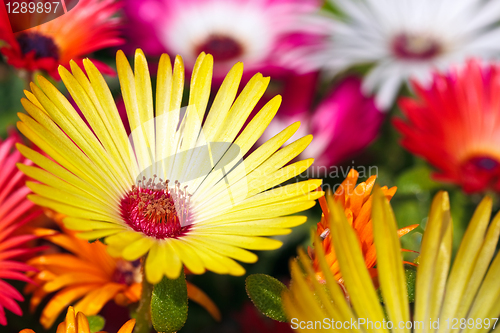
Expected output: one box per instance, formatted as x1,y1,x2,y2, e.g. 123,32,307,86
0,134,42,325
0,0,122,79
395,60,500,193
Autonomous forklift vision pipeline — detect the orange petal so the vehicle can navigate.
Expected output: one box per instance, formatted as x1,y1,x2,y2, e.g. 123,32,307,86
56,322,66,333
28,254,107,277
335,169,358,203
65,307,76,333
29,285,49,312
43,272,109,293
397,224,419,237
41,285,98,329
74,283,125,316
364,176,377,195
318,196,329,223
403,261,418,267
187,282,221,322
76,312,90,333
116,319,136,333
384,186,397,200
350,182,367,216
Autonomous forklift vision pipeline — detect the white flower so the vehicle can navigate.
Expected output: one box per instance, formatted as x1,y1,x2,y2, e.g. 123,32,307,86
287,0,500,109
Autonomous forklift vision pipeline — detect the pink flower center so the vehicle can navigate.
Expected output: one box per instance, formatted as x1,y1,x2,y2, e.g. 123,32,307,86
16,32,59,60
195,34,244,62
392,33,441,60
120,177,192,239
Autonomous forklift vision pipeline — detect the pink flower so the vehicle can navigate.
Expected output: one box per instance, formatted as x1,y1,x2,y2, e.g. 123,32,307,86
260,75,383,168
0,134,42,325
122,0,320,78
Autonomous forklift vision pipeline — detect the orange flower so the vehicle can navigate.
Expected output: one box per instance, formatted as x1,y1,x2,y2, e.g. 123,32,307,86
310,169,418,285
26,223,221,329
20,306,135,333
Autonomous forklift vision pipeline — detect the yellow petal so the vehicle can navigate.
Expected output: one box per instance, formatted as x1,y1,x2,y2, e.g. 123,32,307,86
122,237,156,261
155,53,173,117
372,186,409,333
169,240,206,275
27,194,118,223
169,55,185,114
414,191,452,333
202,62,243,141
287,255,327,323
328,196,387,333
83,58,138,178
195,121,300,200
134,49,155,154
186,237,258,263
313,231,356,323
212,73,270,143
233,95,281,156
453,210,500,326
464,251,500,333
15,145,109,204
190,234,282,251
438,197,492,333
26,182,120,220
145,244,164,284
116,50,152,172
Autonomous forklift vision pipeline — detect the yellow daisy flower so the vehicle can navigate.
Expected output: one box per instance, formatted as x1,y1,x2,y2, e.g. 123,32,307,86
19,306,135,333
284,188,500,332
16,49,322,283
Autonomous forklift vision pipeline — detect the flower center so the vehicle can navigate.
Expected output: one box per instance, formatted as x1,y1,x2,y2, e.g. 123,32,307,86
16,32,59,60
392,33,441,60
471,157,500,171
460,156,500,192
465,156,500,171
195,34,244,62
120,176,192,239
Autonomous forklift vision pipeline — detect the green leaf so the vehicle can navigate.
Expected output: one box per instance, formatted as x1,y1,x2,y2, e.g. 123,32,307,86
395,165,442,195
245,274,288,322
150,271,188,333
87,315,105,333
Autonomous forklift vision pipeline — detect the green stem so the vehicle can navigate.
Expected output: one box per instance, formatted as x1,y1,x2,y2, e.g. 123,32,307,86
134,259,153,333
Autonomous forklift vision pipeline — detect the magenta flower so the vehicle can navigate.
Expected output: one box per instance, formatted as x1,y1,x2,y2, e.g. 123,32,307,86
0,134,41,325
260,75,383,168
122,0,320,78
